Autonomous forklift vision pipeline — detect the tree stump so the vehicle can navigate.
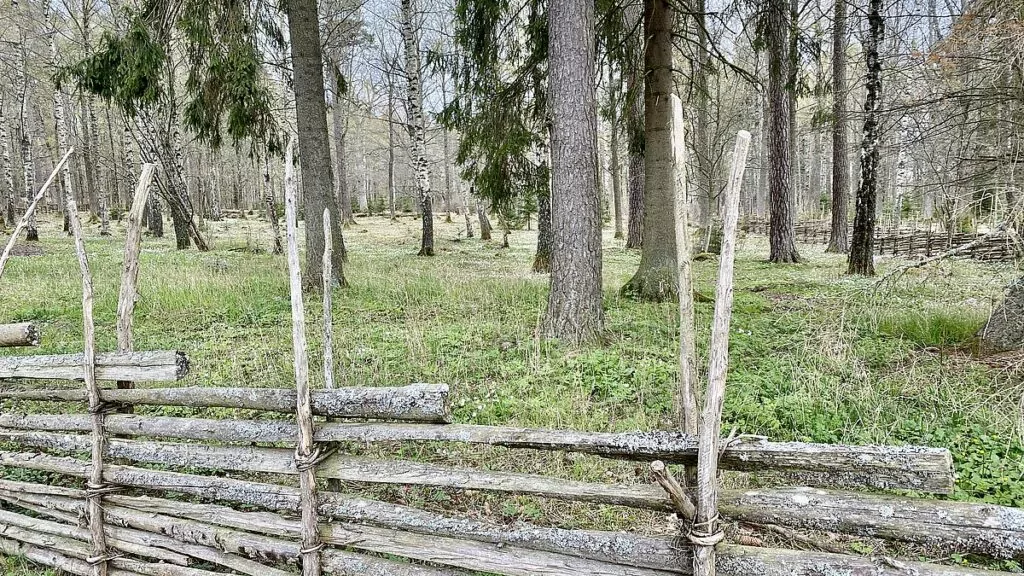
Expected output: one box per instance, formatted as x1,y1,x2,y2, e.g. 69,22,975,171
980,277,1024,352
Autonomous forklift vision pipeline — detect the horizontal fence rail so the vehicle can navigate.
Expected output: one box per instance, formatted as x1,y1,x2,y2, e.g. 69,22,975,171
0,384,450,423
0,451,1013,576
0,351,188,381
0,411,953,493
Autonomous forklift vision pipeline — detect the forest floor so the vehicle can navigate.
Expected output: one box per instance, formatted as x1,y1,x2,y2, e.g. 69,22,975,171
1,211,1023,573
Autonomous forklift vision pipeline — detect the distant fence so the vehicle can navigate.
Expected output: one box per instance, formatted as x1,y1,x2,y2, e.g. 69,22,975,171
742,219,1021,262
0,344,1022,575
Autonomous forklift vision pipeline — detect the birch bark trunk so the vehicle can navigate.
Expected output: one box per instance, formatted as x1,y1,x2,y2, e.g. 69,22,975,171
402,0,434,255
848,0,884,275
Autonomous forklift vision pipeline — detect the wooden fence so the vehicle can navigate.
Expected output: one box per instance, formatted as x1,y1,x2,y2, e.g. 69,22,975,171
741,220,1021,262
0,344,1023,575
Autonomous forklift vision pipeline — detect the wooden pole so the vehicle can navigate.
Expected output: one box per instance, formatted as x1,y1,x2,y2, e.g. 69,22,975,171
0,148,74,280
692,131,751,576
283,135,323,576
115,163,157,397
322,208,335,390
671,94,699,440
0,350,188,381
0,322,39,347
66,196,110,576
0,384,450,423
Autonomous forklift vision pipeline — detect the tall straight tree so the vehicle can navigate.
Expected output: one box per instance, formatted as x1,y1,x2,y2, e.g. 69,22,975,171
286,0,347,286
827,0,849,253
848,0,884,275
624,4,644,250
766,0,800,262
402,0,434,256
544,0,602,344
623,0,677,300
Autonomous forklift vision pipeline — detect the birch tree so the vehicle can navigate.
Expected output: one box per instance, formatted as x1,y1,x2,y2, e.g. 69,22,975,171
402,0,435,256
848,0,884,275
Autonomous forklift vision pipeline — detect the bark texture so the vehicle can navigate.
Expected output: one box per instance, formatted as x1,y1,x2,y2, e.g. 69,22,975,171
623,0,677,300
402,0,434,256
848,0,883,276
286,0,346,286
544,0,603,343
766,0,799,263
827,0,850,253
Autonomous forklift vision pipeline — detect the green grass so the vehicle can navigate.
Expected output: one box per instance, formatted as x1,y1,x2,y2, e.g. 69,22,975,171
877,307,989,349
1,213,1023,573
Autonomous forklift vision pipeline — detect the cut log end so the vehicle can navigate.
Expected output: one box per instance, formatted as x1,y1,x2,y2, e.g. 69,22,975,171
175,351,190,379
0,322,40,348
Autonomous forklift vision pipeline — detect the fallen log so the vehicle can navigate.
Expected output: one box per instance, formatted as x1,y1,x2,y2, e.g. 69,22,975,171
0,414,953,493
0,322,39,347
0,383,449,422
0,350,188,381
0,451,1013,575
0,536,143,576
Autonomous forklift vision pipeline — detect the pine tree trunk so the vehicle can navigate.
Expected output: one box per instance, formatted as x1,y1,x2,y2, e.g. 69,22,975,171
402,0,434,256
625,66,644,250
286,0,346,287
827,0,850,253
623,0,677,300
533,186,552,272
767,0,800,263
544,0,603,343
848,0,883,275
694,0,713,251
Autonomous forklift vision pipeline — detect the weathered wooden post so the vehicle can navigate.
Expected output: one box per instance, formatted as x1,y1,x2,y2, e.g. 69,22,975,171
693,130,751,576
283,136,324,576
671,94,699,444
66,197,110,576
115,163,157,400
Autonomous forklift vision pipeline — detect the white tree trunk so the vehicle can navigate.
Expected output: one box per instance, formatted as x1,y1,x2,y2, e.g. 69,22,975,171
402,0,433,254
46,7,75,223
17,32,37,240
1,101,14,227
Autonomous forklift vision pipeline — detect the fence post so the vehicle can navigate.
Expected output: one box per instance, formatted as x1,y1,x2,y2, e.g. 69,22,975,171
67,197,111,576
283,136,324,576
116,163,157,401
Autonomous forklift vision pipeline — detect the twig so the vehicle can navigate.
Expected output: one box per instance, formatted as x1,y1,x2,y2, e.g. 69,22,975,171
0,148,74,280
745,522,848,555
650,461,696,520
